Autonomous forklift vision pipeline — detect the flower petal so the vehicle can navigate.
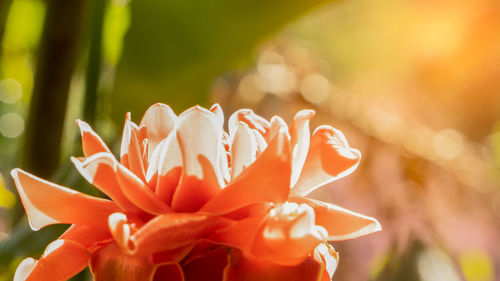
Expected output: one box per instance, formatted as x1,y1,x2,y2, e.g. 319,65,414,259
171,106,224,212
139,103,177,161
291,125,361,196
210,103,225,126
228,109,270,141
71,153,142,213
289,110,315,187
293,198,381,240
201,128,292,214
11,169,119,230
269,115,288,140
314,243,338,281
59,224,113,252
230,122,258,180
120,114,147,181
115,163,171,215
14,239,89,281
76,120,111,157
250,202,327,266
146,133,182,204
223,249,324,281
89,242,156,281
127,213,233,255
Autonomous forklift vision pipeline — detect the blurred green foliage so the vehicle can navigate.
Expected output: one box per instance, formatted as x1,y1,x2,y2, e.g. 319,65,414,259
113,0,330,119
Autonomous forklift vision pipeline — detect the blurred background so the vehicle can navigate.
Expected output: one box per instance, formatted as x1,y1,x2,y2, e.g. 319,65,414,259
0,0,499,280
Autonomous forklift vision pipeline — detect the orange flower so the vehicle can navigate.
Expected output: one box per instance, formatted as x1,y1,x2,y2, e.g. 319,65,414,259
12,104,380,281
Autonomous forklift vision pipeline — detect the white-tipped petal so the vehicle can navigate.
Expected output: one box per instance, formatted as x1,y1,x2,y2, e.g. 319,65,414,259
289,110,314,187
231,122,258,180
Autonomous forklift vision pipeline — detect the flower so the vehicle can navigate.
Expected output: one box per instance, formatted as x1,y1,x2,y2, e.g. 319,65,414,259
12,103,380,281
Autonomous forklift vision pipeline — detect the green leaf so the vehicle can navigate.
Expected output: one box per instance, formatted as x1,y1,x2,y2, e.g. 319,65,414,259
112,0,333,120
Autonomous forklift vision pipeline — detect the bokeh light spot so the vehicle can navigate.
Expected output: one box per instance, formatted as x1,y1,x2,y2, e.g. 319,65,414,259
0,78,23,104
0,113,25,138
300,73,330,104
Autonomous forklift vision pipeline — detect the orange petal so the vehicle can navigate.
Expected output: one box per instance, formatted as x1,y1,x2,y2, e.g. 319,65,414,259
11,169,119,230
145,134,182,205
14,239,89,281
153,264,184,281
292,125,361,196
127,213,233,255
120,114,147,181
59,224,113,252
115,163,171,215
228,109,270,141
171,106,224,212
201,129,292,214
76,120,111,157
209,202,270,251
209,215,265,252
230,122,258,180
289,110,315,186
293,198,381,240
183,247,228,281
89,242,156,281
314,243,339,281
223,249,324,281
250,202,327,266
139,103,177,161
72,153,142,213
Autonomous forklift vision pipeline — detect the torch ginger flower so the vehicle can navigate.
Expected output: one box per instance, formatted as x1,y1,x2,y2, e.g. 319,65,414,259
12,104,380,281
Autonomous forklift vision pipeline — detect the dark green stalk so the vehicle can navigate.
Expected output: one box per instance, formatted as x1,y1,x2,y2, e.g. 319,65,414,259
23,0,88,178
83,0,109,125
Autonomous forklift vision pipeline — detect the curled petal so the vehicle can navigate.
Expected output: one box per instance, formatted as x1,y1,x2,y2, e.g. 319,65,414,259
76,120,111,157
139,103,177,161
14,239,89,281
223,249,324,281
11,169,119,230
172,106,224,212
228,109,270,141
71,153,141,213
314,243,338,281
289,110,315,186
230,122,258,180
108,212,132,251
201,128,292,214
89,242,155,281
292,125,361,196
293,198,381,240
251,202,327,265
115,163,171,215
127,213,234,255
